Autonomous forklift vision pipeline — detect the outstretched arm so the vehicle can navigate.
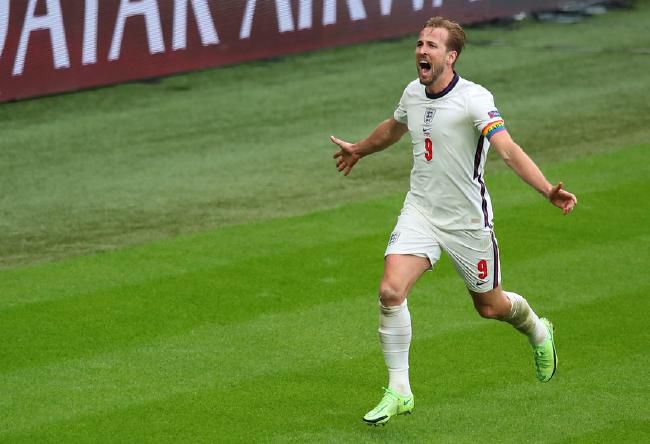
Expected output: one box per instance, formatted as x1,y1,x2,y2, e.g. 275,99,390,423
331,118,408,176
490,131,577,215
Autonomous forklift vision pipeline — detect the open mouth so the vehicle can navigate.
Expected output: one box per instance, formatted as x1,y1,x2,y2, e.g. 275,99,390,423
418,60,432,74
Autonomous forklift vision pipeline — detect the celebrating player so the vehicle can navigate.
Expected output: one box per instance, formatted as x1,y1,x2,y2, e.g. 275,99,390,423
330,16,577,426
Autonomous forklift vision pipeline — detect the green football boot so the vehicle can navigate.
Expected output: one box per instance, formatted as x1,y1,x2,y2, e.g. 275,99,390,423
362,387,414,426
533,318,557,382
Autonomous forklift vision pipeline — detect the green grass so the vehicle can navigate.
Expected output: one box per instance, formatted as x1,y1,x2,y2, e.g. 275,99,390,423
2,4,650,443
2,3,650,268
1,145,649,443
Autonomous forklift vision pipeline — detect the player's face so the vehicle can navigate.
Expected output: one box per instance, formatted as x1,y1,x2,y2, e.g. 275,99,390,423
415,27,455,86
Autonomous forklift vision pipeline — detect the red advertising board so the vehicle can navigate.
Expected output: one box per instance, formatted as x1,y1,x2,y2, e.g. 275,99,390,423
0,0,561,102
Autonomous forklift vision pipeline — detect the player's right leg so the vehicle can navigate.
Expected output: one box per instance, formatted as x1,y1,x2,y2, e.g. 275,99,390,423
364,205,439,426
378,254,432,394
363,254,430,426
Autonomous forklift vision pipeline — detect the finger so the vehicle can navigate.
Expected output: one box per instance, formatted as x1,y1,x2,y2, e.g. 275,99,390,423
562,201,570,215
330,135,342,146
336,158,345,168
333,150,342,159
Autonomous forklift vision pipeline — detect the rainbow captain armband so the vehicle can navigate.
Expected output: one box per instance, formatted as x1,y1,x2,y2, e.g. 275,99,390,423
481,119,506,140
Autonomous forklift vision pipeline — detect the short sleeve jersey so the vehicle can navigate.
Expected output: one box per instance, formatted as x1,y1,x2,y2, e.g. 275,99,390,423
393,73,506,230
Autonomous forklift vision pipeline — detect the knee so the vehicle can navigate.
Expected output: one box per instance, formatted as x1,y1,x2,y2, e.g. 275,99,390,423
474,302,505,320
379,282,406,307
471,288,511,320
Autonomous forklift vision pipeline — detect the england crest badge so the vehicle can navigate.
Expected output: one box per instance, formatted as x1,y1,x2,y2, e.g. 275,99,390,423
424,107,436,125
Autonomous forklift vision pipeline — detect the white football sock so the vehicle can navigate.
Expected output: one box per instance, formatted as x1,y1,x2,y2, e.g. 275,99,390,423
379,300,412,396
504,291,548,345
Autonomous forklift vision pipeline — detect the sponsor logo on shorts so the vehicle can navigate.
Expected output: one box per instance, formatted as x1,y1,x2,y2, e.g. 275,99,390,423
388,231,400,246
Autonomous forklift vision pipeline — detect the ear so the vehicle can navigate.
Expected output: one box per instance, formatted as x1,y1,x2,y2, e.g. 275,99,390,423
447,51,457,66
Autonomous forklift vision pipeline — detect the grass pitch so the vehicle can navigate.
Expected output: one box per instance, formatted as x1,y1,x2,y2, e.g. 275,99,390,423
1,4,650,443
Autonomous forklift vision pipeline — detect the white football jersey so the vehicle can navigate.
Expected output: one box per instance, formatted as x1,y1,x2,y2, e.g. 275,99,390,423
393,73,506,230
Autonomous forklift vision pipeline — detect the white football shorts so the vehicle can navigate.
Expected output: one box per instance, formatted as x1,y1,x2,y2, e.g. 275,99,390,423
384,204,501,293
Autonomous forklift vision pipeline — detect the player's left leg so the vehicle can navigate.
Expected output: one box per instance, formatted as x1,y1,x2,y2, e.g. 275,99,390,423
470,286,557,382
436,227,557,382
470,286,548,345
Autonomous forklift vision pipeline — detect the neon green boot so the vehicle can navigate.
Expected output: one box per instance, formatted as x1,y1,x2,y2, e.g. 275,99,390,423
362,387,414,426
533,318,557,382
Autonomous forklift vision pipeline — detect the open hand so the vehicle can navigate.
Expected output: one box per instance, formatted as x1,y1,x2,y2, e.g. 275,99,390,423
548,182,577,215
331,135,361,176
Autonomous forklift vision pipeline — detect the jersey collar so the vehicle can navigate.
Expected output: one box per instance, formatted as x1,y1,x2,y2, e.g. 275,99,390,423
425,71,459,100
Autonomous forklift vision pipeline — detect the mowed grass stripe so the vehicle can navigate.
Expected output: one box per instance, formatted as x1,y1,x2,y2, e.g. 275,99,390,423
0,145,647,374
2,287,646,443
1,143,647,310
1,149,647,439
0,198,399,310
1,216,647,435
0,145,646,363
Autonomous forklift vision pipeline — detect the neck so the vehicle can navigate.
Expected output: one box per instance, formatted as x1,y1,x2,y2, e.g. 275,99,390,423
426,69,455,96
